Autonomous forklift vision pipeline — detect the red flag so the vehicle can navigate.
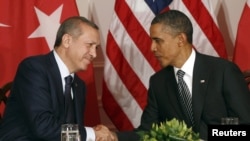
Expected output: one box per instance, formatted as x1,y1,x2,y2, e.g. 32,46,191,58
233,0,250,71
102,0,227,131
0,0,100,126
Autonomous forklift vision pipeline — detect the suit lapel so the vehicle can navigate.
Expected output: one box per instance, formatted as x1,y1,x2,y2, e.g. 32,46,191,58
47,52,65,117
192,53,209,129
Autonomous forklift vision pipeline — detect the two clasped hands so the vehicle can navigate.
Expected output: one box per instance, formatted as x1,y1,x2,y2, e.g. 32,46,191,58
94,125,118,141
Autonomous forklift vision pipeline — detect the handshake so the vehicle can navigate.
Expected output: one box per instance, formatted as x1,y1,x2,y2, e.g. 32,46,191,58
93,124,118,141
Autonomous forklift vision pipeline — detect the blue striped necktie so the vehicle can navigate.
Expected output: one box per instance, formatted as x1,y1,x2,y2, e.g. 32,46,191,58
177,70,194,126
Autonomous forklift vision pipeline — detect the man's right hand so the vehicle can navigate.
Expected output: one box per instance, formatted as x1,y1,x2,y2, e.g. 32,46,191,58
93,124,117,141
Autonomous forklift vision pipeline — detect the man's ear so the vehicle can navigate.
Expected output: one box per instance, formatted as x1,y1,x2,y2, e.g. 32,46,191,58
62,34,72,48
177,33,186,46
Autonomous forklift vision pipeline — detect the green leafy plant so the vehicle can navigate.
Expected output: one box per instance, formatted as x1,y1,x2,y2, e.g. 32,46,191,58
138,118,200,141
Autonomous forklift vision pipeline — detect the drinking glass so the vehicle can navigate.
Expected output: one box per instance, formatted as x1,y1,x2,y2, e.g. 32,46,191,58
61,124,81,141
221,117,239,125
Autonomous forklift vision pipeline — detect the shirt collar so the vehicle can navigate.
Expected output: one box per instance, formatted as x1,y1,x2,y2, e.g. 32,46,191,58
53,50,74,79
174,48,196,77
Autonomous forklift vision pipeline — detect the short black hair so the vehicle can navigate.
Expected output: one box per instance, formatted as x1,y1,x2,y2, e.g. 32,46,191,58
151,10,193,44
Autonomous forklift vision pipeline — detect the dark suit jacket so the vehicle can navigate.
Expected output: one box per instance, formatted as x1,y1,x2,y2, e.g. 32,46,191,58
117,52,250,141
0,52,87,141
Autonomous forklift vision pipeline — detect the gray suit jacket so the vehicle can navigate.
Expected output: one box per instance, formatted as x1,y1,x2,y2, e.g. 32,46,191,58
117,52,250,141
0,52,87,141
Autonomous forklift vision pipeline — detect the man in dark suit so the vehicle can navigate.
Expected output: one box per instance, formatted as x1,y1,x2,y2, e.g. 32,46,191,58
0,16,114,141
116,10,250,141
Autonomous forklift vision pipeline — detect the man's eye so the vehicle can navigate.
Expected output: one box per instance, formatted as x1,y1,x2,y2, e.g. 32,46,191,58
154,39,160,44
85,43,92,47
85,43,98,49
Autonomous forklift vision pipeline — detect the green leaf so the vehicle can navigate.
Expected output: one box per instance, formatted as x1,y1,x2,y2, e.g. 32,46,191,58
138,118,200,141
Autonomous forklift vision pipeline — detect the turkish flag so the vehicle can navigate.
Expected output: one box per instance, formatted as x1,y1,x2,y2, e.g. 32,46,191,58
0,0,100,126
233,0,250,72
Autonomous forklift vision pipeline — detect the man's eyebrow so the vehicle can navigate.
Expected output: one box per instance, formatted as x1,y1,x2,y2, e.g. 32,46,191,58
85,42,101,48
151,37,159,40
151,37,162,41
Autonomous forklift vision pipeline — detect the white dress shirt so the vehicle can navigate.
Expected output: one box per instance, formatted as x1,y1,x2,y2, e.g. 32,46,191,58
174,48,196,96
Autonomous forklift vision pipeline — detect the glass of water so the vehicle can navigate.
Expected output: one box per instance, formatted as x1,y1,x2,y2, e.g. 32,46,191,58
61,124,81,141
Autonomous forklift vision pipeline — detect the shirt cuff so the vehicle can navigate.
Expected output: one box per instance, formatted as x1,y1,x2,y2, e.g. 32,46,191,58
85,127,96,141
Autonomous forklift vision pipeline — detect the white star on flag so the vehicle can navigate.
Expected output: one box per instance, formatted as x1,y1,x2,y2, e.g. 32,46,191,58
28,4,63,50
0,23,10,27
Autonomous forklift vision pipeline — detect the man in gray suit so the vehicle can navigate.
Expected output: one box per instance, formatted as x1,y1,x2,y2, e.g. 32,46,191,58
116,10,250,141
0,16,114,141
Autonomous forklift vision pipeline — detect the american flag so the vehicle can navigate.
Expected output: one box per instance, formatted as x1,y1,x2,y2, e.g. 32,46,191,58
233,0,250,71
102,0,227,131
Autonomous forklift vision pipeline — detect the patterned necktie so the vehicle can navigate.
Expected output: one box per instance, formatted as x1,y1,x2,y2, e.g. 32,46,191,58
64,75,75,123
177,70,194,126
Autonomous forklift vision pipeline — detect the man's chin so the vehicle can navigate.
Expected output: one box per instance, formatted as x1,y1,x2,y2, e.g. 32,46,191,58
82,63,90,70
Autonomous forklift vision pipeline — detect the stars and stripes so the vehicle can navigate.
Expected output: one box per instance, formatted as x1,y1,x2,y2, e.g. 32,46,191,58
102,0,227,131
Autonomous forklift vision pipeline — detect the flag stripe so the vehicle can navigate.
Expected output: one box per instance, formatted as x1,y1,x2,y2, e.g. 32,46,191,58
103,35,143,128
126,0,157,35
182,0,227,59
102,0,159,130
102,82,135,130
106,31,147,108
103,0,227,131
108,13,154,89
233,0,250,71
169,0,225,58
115,0,161,71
